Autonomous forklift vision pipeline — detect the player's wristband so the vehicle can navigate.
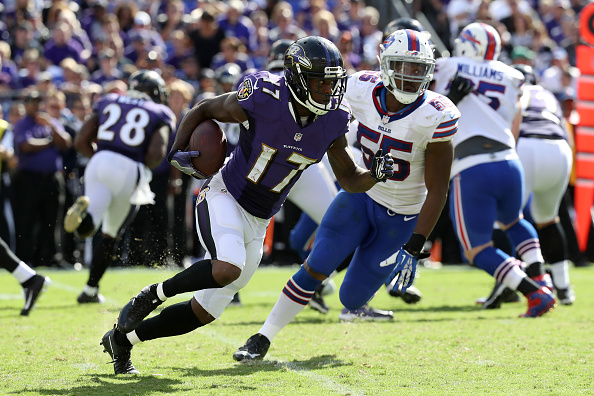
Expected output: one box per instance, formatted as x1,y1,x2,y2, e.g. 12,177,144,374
403,233,427,258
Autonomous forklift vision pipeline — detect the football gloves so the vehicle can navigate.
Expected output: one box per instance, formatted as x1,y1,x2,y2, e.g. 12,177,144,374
370,149,394,183
167,149,207,179
383,234,430,293
447,73,474,105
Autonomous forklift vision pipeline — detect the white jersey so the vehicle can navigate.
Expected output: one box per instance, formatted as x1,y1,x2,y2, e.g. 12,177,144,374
346,71,460,214
432,56,524,148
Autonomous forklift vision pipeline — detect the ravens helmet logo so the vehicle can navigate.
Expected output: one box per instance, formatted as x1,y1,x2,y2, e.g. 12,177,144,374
286,44,312,69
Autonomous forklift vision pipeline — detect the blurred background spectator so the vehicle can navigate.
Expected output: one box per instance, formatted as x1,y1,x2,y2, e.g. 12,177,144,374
0,0,584,268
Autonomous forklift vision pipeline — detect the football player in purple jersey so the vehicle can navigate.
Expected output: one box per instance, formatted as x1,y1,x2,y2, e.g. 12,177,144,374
63,70,175,306
234,29,458,361
100,36,394,374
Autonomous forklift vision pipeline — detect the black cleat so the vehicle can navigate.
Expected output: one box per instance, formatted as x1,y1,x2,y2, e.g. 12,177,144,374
101,326,139,374
228,293,242,307
20,275,51,316
557,287,575,305
233,333,271,362
77,291,105,304
387,284,422,304
309,283,329,314
478,281,520,309
118,284,163,333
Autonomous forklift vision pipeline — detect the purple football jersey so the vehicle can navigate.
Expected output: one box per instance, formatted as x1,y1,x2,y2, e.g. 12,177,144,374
94,93,175,163
222,71,351,219
519,85,567,140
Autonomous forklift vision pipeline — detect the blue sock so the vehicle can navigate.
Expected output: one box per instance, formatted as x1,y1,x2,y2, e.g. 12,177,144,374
505,218,538,248
504,219,543,264
473,246,512,277
283,265,321,305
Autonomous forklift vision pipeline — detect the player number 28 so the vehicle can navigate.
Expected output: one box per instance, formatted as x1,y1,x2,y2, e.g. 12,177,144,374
97,103,151,147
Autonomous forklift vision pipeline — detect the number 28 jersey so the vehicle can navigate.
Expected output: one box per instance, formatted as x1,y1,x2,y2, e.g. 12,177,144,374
94,93,176,163
223,71,351,219
346,71,460,214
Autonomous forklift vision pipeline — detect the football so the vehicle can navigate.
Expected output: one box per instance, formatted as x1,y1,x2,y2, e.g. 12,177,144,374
188,120,227,177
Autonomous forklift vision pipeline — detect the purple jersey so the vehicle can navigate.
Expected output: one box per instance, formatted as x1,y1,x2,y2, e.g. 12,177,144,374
518,85,567,140
222,71,351,219
94,93,175,163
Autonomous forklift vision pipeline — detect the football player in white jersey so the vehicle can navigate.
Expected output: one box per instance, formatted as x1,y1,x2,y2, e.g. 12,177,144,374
234,28,458,361
432,22,557,317
484,64,575,306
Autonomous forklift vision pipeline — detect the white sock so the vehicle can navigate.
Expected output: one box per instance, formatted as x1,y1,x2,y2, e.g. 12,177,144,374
12,261,36,284
126,330,142,346
501,265,525,290
156,283,168,301
259,292,308,342
83,285,98,295
518,243,544,266
550,260,570,289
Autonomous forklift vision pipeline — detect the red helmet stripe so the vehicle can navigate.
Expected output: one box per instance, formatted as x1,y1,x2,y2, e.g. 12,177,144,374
482,23,496,60
406,29,419,52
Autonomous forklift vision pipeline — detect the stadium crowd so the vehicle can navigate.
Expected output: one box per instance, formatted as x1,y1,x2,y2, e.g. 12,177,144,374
0,0,588,279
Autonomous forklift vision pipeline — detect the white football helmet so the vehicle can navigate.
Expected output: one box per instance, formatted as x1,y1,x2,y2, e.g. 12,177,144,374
454,22,501,61
378,29,435,104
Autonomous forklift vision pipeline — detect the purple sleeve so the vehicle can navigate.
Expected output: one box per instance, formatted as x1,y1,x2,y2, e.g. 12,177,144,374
12,119,30,147
235,73,259,114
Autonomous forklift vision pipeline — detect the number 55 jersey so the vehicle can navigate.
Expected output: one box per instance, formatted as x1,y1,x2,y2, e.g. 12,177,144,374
346,71,459,215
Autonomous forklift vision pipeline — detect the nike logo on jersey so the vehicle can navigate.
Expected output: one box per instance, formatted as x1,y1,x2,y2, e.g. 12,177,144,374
404,216,417,222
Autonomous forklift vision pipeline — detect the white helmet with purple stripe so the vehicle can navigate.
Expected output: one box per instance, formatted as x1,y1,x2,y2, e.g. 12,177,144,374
378,29,435,104
454,22,501,62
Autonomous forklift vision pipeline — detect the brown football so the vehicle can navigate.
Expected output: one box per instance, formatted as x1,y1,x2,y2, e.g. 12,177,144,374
188,120,227,177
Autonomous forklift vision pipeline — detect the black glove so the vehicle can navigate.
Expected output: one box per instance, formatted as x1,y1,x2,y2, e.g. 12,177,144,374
447,73,474,105
370,149,394,183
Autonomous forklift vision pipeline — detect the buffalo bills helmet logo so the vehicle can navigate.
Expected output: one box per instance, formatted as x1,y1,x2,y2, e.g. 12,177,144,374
380,34,397,55
458,29,481,51
286,44,312,69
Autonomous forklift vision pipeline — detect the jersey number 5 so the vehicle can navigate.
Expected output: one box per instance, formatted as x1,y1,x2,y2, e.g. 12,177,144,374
358,124,412,181
475,81,506,110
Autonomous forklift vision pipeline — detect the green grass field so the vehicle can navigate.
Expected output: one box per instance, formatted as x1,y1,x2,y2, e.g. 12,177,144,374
1,264,593,395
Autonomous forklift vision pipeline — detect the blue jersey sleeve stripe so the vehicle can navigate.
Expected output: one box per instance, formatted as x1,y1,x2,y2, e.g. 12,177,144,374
437,118,459,128
433,127,457,138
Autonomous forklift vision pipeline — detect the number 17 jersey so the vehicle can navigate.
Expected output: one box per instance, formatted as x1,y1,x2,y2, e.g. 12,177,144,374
222,71,351,219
